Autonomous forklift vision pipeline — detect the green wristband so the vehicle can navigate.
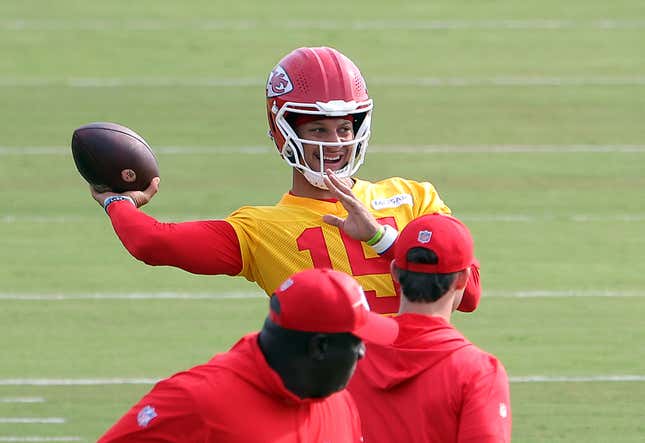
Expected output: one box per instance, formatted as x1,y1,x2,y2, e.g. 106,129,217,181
366,226,385,246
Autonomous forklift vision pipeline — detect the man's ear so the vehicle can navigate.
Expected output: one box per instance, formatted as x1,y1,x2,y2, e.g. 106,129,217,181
309,334,329,361
390,260,399,283
453,267,471,291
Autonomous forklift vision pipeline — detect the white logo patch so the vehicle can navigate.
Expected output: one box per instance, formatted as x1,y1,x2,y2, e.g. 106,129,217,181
370,194,413,210
499,402,508,418
137,405,157,427
279,278,294,292
266,65,293,97
417,230,432,243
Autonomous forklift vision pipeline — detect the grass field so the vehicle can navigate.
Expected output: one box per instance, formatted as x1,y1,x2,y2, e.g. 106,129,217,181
1,0,644,441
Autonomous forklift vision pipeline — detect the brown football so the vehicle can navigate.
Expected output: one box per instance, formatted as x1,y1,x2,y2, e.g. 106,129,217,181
71,122,159,193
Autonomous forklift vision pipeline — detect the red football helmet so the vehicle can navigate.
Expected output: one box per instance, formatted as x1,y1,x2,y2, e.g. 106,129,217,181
266,47,373,189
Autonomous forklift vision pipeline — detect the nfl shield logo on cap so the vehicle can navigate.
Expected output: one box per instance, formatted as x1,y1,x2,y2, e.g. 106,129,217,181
417,230,432,243
137,405,157,427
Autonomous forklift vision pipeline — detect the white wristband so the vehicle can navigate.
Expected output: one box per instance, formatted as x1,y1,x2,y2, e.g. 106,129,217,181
370,224,398,254
103,195,135,213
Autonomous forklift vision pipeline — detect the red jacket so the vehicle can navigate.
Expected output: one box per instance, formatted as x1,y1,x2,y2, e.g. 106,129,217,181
348,314,511,443
99,333,363,442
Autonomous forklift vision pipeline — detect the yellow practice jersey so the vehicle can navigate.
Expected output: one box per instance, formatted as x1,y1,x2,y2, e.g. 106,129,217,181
226,177,451,314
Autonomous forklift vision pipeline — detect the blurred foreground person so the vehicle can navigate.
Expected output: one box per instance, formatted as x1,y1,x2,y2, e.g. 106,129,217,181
98,268,398,442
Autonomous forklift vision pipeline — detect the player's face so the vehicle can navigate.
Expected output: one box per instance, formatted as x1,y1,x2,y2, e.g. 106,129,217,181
296,118,355,173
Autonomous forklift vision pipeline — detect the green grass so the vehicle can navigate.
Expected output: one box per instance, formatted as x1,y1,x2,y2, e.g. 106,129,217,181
0,383,643,441
1,297,644,440
1,0,644,441
511,382,645,443
0,299,266,377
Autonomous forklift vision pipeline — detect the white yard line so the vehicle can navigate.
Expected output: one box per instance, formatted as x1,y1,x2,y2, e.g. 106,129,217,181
2,76,645,88
0,293,264,300
2,145,645,156
1,19,645,31
0,397,45,403
3,214,645,224
0,216,90,223
0,290,643,301
0,379,158,386
0,438,82,442
0,418,64,424
490,290,645,298
368,145,645,153
66,77,260,87
373,76,645,87
511,375,645,383
0,376,642,386
459,214,645,222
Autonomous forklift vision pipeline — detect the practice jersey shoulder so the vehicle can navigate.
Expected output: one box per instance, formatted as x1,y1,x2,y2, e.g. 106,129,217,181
225,177,450,314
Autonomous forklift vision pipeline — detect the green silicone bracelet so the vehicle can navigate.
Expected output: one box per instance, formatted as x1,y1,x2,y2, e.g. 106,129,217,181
366,226,385,246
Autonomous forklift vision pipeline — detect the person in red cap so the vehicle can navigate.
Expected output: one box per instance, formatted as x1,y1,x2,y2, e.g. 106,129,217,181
88,46,481,316
97,268,398,443
347,214,512,443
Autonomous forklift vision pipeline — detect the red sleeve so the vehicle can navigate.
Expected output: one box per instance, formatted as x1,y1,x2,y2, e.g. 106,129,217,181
457,357,512,443
97,379,206,443
457,259,481,312
106,201,242,275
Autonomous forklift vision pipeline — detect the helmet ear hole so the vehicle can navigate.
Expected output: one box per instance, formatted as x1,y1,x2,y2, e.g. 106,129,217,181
284,145,297,163
285,112,297,127
352,112,367,134
285,113,303,139
355,141,364,158
268,117,277,137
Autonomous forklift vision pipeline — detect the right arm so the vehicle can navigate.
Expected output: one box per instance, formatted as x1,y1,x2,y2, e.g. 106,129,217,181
106,201,242,275
91,178,243,275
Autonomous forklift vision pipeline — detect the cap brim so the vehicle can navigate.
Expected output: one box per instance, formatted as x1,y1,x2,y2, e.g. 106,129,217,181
352,313,399,345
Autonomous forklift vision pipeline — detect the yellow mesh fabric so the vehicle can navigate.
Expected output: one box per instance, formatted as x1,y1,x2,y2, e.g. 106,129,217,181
225,177,450,313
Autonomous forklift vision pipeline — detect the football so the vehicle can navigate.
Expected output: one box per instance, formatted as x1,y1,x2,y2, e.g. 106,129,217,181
71,122,159,193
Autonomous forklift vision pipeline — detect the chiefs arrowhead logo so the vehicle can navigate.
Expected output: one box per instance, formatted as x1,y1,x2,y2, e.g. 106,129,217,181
266,65,293,97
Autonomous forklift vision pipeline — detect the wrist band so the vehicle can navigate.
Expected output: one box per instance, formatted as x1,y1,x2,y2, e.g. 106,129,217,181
103,195,135,213
365,226,385,246
370,225,398,254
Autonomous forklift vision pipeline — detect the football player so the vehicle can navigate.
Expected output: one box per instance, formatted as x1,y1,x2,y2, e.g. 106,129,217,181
91,46,481,315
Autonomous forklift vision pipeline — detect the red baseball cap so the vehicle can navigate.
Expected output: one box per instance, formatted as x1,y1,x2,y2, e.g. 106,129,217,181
394,214,474,274
270,268,398,345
